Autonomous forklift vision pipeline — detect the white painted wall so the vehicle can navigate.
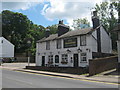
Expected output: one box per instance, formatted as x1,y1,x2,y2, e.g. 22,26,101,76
36,35,94,67
0,37,14,58
100,26,112,53
36,27,112,67
118,32,120,63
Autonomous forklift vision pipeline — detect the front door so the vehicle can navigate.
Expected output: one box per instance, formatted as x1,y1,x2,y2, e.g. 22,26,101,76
73,54,79,67
42,56,45,66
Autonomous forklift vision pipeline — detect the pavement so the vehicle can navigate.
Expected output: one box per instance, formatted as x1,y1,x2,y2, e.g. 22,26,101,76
1,63,120,85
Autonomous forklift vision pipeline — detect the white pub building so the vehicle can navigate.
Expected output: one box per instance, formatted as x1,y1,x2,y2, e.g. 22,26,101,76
36,11,112,67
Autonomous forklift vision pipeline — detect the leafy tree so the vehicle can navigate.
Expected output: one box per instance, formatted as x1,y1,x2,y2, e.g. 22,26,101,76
2,10,31,53
26,24,46,55
72,18,90,30
95,1,119,50
46,24,58,34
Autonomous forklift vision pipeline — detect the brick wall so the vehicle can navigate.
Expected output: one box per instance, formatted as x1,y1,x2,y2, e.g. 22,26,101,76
15,57,35,63
89,56,118,76
26,66,88,75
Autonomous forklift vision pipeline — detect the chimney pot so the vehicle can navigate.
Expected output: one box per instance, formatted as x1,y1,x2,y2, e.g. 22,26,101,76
59,20,63,24
93,11,97,16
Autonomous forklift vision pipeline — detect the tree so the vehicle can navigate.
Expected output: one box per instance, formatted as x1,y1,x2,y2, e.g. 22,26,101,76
72,18,90,30
2,10,32,53
46,24,58,34
95,1,119,50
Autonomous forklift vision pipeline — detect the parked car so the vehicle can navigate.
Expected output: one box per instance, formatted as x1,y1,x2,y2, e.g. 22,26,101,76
2,58,15,63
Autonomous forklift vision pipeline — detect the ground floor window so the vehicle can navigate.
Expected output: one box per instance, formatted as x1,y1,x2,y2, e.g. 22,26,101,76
61,54,68,64
48,55,53,64
81,53,87,62
55,55,59,63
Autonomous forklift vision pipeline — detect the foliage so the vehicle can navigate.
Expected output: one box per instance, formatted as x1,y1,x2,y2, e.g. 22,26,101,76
95,1,119,50
2,10,46,55
2,10,31,53
72,18,90,30
46,24,58,34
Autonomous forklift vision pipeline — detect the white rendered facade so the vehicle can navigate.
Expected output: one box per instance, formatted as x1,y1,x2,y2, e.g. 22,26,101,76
36,27,112,67
0,37,14,58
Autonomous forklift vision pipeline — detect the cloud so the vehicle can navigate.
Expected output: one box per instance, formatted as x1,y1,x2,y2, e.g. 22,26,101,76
1,0,44,11
41,0,106,28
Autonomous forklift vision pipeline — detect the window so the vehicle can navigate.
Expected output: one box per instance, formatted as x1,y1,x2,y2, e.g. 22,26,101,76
57,39,61,49
81,53,87,62
1,40,3,43
55,55,59,63
61,54,68,62
80,35,86,46
48,55,53,62
46,41,50,50
64,37,77,48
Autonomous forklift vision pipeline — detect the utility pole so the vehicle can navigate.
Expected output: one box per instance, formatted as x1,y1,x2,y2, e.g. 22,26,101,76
0,14,2,37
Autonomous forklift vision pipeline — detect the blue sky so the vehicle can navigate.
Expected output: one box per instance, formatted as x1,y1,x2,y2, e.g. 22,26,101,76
1,0,105,28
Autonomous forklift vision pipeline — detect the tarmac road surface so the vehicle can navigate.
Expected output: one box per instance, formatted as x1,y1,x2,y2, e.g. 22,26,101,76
2,69,118,89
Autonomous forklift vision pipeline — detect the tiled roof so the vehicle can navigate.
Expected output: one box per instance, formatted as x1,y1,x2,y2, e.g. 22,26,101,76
58,27,93,39
37,34,58,43
37,27,94,43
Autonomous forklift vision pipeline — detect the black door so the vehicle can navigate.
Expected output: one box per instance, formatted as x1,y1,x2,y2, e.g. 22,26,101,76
73,54,79,67
42,56,45,66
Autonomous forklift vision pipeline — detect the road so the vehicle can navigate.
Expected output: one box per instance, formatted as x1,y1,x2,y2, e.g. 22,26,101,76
2,69,118,88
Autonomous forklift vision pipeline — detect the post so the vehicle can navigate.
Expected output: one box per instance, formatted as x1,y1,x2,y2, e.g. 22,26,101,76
28,56,30,66
27,51,31,66
117,33,120,72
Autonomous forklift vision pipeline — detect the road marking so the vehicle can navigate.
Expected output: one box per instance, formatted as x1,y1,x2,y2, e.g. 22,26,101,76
15,70,120,86
5,76,33,85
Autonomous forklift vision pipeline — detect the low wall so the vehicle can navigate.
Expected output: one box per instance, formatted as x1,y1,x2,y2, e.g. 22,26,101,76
15,57,35,63
89,56,118,76
26,66,88,75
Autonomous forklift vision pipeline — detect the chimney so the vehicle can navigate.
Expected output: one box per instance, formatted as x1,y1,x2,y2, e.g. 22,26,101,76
45,28,50,38
58,20,69,36
118,1,120,23
92,11,101,52
59,20,63,24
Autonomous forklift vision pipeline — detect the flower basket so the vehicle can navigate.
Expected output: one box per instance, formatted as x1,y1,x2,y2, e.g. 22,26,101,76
48,61,53,64
61,61,68,64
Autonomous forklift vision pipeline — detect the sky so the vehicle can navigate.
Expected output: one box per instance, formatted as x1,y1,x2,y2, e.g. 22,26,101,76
1,0,111,28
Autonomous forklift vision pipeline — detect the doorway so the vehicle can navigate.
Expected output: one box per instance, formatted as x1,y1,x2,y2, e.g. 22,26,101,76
42,56,45,66
73,54,79,67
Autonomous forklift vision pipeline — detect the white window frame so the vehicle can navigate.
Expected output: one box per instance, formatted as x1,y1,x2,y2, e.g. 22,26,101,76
46,41,50,50
57,39,61,49
55,55,59,63
61,54,68,62
48,55,53,62
80,35,86,46
80,53,87,62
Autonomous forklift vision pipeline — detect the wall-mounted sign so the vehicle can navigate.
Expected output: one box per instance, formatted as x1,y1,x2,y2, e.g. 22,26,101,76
64,37,77,48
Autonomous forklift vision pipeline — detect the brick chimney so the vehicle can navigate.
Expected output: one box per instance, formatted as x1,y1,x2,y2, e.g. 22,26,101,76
45,28,50,38
58,20,69,36
92,11,101,52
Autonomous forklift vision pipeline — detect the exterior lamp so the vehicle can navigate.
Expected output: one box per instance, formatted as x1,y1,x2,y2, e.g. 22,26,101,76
58,51,60,54
77,48,82,53
50,52,52,55
38,53,40,55
26,38,32,66
66,49,71,53
86,48,91,52
44,53,46,55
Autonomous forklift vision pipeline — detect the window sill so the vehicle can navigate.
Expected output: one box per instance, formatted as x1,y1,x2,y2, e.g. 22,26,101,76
80,61,87,63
